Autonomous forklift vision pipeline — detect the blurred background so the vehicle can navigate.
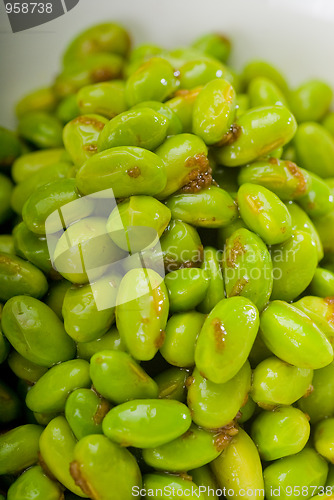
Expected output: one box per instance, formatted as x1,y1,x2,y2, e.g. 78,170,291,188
1,0,334,127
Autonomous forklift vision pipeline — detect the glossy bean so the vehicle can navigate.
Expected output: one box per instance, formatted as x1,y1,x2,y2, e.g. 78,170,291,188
195,296,259,384
251,356,313,407
1,295,76,367
251,406,310,460
70,434,141,500
90,350,158,403
26,359,91,413
187,362,251,429
237,182,292,245
76,146,167,197
223,228,273,311
211,428,264,500
260,300,333,369
215,106,297,167
0,252,48,301
116,268,169,361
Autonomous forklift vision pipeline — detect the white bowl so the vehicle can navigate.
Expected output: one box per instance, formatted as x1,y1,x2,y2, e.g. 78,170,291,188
1,0,334,128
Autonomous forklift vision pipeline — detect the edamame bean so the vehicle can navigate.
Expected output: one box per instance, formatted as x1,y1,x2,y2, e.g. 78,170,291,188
242,60,289,94
102,399,192,448
2,296,76,367
270,231,318,301
76,146,167,197
160,311,205,367
7,465,63,500
107,195,171,252
323,112,334,136
22,178,87,235
178,58,233,91
251,406,310,460
142,424,227,472
295,122,334,178
0,126,22,169
8,351,48,384
54,217,126,284
132,100,183,135
238,159,311,201
62,279,117,342
298,361,334,424
0,325,10,364
161,220,203,271
0,424,43,475
56,94,80,123
211,428,264,500
155,134,211,199
193,79,236,145
237,183,292,245
289,80,332,123
54,54,124,98
116,268,169,361
297,171,334,217
98,108,169,151
13,222,53,274
18,112,63,149
238,394,257,423
65,388,110,440
294,296,334,346
286,201,324,261
63,114,108,167
251,356,313,407
16,86,57,117
315,418,334,463
166,186,237,228
62,23,131,66
248,77,287,107
309,268,334,297
26,359,91,413
0,252,48,301
11,161,73,215
215,106,297,167
76,327,126,360
264,448,328,500
155,366,190,402
165,268,209,312
192,33,231,63
125,57,177,106
44,279,72,319
260,300,333,369
70,434,141,500
189,465,219,500
0,234,15,255
12,148,69,183
187,362,251,429
39,416,88,497
77,81,127,118
90,350,158,403
195,296,259,384
166,87,202,133
198,246,225,313
223,228,273,311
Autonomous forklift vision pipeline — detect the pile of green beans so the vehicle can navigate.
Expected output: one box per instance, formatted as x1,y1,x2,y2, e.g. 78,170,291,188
1,21,334,500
